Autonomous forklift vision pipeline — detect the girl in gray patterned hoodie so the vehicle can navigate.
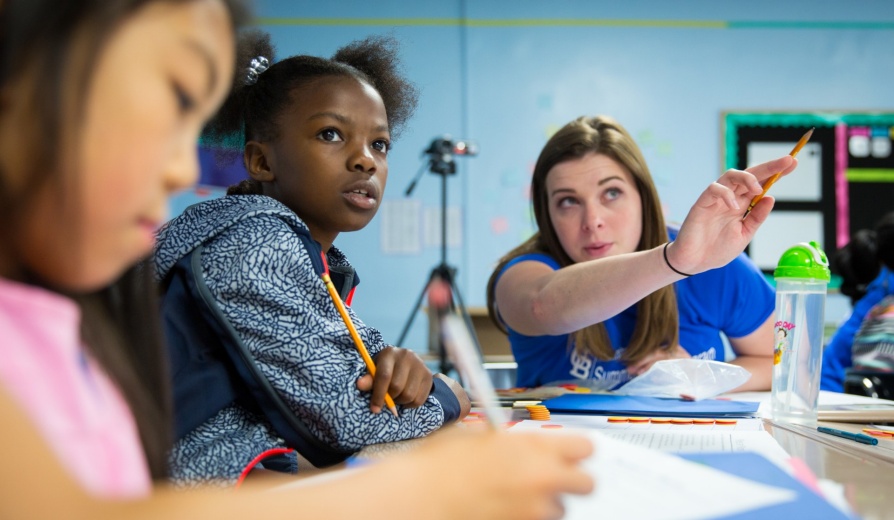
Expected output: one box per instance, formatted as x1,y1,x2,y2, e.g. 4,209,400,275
154,31,469,485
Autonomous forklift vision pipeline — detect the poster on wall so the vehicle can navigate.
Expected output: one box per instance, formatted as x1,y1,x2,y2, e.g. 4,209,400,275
723,112,894,274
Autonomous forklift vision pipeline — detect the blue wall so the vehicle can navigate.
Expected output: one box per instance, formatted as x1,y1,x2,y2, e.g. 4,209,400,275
177,1,894,352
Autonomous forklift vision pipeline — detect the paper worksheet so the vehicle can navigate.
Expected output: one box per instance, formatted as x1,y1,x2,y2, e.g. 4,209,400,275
509,419,791,465
562,430,796,520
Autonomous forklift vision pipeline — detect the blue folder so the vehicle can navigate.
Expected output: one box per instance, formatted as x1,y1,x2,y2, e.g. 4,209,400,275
680,452,850,520
541,393,759,417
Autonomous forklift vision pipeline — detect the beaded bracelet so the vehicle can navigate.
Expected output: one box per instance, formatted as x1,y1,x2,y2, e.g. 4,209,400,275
663,242,694,277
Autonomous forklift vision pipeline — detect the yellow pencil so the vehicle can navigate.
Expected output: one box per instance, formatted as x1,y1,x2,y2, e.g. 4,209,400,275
321,267,399,418
742,127,814,220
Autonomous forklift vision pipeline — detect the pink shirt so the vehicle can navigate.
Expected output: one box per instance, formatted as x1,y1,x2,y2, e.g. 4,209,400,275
0,277,151,498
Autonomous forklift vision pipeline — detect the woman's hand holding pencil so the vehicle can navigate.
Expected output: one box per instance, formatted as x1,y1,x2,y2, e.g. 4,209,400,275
742,127,814,220
665,154,799,277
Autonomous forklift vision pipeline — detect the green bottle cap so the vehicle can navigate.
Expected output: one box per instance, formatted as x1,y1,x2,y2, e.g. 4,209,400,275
773,241,831,282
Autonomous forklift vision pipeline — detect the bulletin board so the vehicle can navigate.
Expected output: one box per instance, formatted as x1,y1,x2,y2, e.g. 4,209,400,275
723,112,894,272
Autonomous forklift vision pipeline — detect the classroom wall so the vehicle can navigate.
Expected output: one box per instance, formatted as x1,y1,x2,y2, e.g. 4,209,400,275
176,0,894,353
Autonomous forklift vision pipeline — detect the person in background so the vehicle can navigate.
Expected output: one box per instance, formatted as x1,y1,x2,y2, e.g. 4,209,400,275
487,115,795,392
821,212,894,392
0,2,593,518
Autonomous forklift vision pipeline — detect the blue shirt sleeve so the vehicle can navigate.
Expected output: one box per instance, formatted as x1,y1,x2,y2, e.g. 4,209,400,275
430,377,462,423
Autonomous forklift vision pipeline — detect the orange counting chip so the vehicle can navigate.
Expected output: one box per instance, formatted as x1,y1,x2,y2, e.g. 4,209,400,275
607,417,629,423
670,418,694,425
628,417,650,423
526,405,551,421
541,424,564,429
650,417,672,424
693,419,715,425
715,419,738,425
862,428,894,437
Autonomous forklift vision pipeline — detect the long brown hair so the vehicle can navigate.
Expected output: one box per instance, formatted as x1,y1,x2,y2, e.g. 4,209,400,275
486,115,678,364
0,0,250,479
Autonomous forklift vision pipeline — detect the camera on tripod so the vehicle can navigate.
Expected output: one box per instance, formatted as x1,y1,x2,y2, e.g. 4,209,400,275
425,137,479,158
398,134,483,374
423,137,479,176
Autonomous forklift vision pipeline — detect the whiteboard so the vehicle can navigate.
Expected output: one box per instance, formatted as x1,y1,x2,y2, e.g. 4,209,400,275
746,142,822,202
749,211,825,271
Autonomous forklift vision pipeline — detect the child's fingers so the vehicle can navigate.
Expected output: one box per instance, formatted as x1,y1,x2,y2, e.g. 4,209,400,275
379,359,410,404
378,347,432,407
555,438,595,496
368,354,395,413
391,367,429,407
403,361,434,407
532,433,596,495
355,374,374,392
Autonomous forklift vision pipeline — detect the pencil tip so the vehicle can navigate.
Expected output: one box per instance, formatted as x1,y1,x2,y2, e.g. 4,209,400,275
388,405,399,417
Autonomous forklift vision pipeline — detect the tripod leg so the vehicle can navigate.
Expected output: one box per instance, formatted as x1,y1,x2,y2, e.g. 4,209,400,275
395,274,433,348
443,274,484,356
429,266,485,378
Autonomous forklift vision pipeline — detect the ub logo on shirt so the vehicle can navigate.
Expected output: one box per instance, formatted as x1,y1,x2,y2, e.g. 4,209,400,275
691,347,718,361
569,349,592,379
569,348,631,390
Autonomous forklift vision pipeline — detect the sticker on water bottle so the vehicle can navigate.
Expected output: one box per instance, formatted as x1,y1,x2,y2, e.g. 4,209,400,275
774,321,796,365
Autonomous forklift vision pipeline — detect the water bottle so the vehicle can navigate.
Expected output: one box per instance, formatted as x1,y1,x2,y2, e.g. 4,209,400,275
770,241,830,426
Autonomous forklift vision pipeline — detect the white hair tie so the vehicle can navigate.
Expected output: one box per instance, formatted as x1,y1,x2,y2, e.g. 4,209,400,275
245,56,270,85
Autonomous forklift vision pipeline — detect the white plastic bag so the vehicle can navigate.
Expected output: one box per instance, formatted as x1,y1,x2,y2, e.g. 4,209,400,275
614,359,751,400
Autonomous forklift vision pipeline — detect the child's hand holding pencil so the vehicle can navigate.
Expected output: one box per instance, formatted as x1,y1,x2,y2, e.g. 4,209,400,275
355,346,434,412
398,426,595,520
320,252,401,416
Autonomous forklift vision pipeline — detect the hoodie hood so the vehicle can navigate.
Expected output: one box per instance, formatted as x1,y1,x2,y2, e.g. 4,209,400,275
154,194,305,281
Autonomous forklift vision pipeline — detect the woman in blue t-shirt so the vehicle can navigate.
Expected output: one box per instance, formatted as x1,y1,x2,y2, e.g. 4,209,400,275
486,116,788,391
